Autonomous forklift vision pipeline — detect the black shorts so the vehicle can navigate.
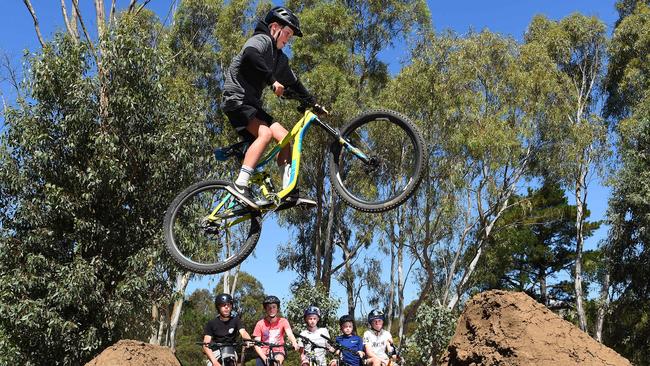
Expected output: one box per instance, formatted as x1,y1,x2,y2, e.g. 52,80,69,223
225,104,274,141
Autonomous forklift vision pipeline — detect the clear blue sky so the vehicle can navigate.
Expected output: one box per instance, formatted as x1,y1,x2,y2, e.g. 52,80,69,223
0,1,619,316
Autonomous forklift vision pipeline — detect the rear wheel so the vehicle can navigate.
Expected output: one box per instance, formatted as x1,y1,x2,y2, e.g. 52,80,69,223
164,180,261,274
329,110,426,212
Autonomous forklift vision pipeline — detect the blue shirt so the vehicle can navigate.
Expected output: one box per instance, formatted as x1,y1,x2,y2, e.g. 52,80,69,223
335,334,364,366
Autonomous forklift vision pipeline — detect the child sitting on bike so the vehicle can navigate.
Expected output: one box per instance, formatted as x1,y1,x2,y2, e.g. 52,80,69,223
253,295,299,365
362,309,395,366
221,6,322,209
330,315,376,366
298,305,333,366
202,293,253,366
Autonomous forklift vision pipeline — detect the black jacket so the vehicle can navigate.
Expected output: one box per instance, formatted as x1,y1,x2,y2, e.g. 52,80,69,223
221,21,312,112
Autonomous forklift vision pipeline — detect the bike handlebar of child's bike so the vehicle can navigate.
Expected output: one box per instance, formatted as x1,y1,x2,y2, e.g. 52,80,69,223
319,334,361,358
297,334,330,350
196,341,251,350
241,338,287,350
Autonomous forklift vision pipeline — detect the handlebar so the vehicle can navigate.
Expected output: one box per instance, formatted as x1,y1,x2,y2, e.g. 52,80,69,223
297,334,329,350
272,85,330,115
320,334,360,358
242,338,286,350
196,341,248,350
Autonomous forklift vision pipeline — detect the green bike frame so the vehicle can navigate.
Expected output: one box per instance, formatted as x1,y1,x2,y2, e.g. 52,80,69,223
206,109,371,224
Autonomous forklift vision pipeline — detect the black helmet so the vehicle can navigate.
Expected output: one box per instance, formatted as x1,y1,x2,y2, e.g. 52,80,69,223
304,305,321,318
339,314,354,325
367,309,385,323
263,295,281,307
215,293,233,307
264,6,303,37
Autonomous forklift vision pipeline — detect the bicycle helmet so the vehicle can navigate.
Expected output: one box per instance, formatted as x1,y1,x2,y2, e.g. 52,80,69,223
264,6,303,37
215,293,234,307
263,295,281,307
367,309,385,323
339,314,354,325
304,305,321,318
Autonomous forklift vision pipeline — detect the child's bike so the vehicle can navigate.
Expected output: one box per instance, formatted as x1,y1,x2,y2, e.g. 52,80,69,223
197,341,246,366
164,91,426,274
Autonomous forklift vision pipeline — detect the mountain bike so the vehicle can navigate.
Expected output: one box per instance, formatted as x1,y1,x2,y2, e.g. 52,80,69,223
247,339,288,366
197,341,246,366
164,89,426,274
298,334,331,366
386,344,404,366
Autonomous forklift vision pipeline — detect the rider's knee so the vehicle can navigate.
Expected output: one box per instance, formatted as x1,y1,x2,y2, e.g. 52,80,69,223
256,126,273,144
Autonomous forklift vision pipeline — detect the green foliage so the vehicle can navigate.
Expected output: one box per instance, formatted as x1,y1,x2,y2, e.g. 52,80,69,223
603,2,650,363
0,11,211,365
214,272,266,330
284,282,341,336
175,290,214,366
473,181,600,308
605,2,650,119
403,303,456,365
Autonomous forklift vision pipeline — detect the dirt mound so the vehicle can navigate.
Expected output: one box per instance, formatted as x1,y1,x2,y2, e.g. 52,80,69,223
441,290,630,366
84,339,181,366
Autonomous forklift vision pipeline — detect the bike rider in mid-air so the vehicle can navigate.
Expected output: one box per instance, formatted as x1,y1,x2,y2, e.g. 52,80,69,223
203,293,252,366
221,6,324,209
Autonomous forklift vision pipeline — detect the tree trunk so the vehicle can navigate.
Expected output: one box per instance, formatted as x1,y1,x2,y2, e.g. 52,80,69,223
149,304,160,344
321,193,336,293
387,241,395,332
168,271,191,351
539,270,548,306
397,238,405,340
595,270,610,342
22,0,46,47
345,261,355,318
574,173,588,332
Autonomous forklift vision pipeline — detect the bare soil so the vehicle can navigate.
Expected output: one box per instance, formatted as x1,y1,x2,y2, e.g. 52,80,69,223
441,290,631,366
84,339,181,366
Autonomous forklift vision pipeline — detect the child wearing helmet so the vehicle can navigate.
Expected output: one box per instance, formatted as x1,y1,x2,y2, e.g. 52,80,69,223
330,315,377,366
253,295,299,365
202,293,252,366
222,6,321,209
297,305,332,366
362,309,395,366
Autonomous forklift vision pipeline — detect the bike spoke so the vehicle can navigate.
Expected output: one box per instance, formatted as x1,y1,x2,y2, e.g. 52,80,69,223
338,118,419,204
169,185,254,267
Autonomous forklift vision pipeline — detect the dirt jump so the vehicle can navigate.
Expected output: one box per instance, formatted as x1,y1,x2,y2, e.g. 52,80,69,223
84,339,181,366
441,290,631,366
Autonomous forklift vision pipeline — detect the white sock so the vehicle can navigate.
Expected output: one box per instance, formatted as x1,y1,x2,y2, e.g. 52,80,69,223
281,164,292,189
235,165,254,187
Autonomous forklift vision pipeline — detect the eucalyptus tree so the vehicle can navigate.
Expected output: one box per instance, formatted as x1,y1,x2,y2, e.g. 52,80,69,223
603,1,650,360
525,13,609,332
383,29,567,315
0,9,211,364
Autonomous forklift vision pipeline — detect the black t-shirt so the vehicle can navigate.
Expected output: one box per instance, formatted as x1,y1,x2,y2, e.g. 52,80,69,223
203,316,244,343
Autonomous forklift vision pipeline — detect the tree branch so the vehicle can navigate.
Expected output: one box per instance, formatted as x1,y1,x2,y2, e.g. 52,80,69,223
22,0,46,48
72,0,98,61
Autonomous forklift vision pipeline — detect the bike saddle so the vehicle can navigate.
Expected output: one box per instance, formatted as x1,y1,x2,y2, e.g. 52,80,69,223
214,140,250,161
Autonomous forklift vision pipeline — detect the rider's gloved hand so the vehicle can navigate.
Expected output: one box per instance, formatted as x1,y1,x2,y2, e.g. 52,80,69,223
313,104,329,116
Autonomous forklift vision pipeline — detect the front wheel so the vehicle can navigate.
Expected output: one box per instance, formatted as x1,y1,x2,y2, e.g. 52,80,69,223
164,180,262,274
329,110,426,213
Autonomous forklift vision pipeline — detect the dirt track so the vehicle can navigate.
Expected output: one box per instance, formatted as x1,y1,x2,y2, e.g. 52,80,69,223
441,290,631,366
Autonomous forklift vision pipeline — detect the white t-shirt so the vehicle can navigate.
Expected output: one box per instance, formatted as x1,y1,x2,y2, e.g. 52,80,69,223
298,327,330,365
363,329,393,361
